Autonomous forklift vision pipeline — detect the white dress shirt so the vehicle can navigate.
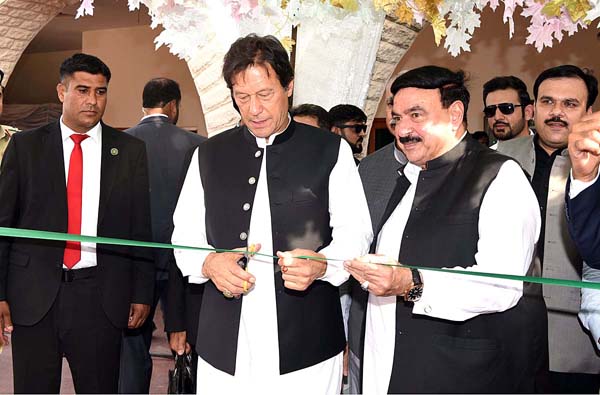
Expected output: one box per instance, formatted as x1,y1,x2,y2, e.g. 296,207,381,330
60,118,102,269
172,128,373,393
363,143,541,394
140,113,168,122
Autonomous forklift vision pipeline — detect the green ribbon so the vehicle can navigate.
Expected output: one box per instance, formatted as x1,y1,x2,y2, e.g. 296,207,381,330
1,226,599,290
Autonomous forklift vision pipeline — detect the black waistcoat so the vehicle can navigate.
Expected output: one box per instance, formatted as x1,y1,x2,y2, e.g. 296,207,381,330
195,121,346,375
381,137,536,393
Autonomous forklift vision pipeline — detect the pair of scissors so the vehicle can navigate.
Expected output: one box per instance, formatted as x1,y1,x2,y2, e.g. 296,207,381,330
237,231,254,293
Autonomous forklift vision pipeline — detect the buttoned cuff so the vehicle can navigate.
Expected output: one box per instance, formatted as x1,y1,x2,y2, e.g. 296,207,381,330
173,248,211,284
317,253,349,286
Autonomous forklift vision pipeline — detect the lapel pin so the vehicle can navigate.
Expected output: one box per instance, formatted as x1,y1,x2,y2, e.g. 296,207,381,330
110,148,119,156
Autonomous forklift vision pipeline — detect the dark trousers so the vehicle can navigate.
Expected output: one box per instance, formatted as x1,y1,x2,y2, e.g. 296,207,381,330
12,268,122,394
118,279,167,393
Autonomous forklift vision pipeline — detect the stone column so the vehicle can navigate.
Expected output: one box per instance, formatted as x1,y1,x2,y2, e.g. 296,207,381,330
361,16,422,156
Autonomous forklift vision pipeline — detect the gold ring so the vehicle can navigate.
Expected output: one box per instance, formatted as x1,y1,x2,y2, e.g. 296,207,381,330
282,265,288,273
223,289,234,298
243,280,248,293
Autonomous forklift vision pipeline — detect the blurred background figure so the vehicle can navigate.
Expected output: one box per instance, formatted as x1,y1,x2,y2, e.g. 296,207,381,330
291,103,331,130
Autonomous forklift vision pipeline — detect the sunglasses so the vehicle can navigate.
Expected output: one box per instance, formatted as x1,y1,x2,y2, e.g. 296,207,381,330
483,103,523,118
336,124,367,134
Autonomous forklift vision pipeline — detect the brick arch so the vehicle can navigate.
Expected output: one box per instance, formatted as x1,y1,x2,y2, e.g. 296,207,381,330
0,0,79,84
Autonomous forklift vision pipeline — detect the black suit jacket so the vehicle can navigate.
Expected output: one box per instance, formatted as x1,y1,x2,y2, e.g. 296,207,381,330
0,121,154,328
126,116,205,276
126,116,205,337
567,176,600,269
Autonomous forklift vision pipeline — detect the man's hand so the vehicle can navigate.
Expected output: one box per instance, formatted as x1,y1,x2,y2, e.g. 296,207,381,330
276,249,327,291
0,301,13,348
569,112,600,182
128,303,151,329
169,331,191,356
344,255,412,297
202,246,258,297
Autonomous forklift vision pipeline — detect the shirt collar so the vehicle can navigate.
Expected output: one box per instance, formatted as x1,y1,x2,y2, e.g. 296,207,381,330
60,116,101,143
250,114,291,148
0,125,9,139
141,113,169,121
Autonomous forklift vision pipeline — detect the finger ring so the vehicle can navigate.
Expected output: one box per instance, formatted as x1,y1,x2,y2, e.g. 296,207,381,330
360,280,370,291
223,289,234,298
282,265,288,273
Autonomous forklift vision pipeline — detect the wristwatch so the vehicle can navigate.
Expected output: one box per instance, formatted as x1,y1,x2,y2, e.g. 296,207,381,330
403,268,423,302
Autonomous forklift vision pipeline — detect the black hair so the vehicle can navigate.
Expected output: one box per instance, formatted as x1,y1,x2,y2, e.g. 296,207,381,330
329,104,367,127
471,131,490,145
290,103,332,130
483,76,531,108
223,34,293,90
59,53,111,83
533,65,598,109
390,65,470,118
142,78,181,108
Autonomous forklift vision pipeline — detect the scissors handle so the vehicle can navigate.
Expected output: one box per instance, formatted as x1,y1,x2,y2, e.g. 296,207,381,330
237,256,248,270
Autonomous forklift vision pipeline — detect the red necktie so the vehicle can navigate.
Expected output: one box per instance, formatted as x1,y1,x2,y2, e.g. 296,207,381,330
64,133,89,269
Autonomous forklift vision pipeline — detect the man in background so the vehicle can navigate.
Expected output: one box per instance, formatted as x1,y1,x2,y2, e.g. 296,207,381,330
329,104,367,163
497,64,600,393
290,103,331,130
119,77,205,393
483,76,534,147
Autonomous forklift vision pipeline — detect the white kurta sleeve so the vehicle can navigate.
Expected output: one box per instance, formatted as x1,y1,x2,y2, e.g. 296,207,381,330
171,148,213,284
579,262,600,350
412,159,541,321
319,140,373,286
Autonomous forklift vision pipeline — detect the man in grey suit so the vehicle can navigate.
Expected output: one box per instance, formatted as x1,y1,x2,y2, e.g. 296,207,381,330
119,78,206,393
347,74,406,394
497,65,600,393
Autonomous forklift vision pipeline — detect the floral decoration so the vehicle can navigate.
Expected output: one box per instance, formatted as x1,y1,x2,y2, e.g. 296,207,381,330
76,0,600,57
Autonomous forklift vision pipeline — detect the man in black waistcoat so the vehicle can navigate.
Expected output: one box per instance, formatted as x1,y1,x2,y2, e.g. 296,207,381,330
170,34,372,392
345,65,541,393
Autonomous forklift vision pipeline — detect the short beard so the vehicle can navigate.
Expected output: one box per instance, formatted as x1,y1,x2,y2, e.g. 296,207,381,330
351,140,363,154
493,117,526,141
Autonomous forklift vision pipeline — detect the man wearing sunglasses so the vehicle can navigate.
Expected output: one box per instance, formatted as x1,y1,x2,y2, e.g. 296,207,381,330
483,76,534,146
497,65,600,393
329,104,368,162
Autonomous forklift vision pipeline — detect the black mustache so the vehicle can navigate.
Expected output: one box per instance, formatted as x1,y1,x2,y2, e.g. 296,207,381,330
399,135,422,144
545,117,568,127
493,121,509,128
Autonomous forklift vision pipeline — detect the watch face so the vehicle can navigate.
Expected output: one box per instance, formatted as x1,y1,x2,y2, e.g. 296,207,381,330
406,286,423,302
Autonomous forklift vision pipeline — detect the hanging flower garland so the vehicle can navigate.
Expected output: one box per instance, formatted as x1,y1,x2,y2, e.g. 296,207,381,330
76,0,600,57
